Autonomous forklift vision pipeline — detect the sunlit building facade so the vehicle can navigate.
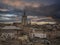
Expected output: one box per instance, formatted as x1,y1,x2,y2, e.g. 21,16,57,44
31,16,56,25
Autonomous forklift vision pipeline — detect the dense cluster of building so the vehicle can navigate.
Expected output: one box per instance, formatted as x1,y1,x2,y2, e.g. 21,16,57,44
0,11,60,45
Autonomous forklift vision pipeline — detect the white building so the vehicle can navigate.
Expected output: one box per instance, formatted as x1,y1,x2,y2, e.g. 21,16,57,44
30,29,47,38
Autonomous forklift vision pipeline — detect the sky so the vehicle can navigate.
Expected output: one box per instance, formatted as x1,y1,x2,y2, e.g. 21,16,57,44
0,0,60,22
0,0,55,9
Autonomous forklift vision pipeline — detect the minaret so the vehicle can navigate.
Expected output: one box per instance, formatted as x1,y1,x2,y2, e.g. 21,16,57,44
22,9,27,26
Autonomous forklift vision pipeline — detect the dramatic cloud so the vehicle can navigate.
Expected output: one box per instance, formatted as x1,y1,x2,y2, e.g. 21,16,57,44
1,0,40,9
0,9,9,11
0,0,55,9
0,0,60,22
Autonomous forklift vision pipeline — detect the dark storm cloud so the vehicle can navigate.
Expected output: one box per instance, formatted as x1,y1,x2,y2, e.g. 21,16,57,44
0,0,55,8
54,0,60,18
0,0,59,16
0,0,60,22
55,0,60,3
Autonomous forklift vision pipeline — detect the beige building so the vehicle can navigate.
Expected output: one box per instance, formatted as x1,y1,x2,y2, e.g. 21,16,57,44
0,26,21,41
